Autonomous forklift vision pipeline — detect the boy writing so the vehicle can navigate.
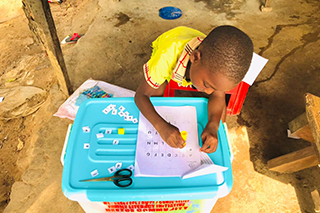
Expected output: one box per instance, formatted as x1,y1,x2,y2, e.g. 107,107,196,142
135,26,253,153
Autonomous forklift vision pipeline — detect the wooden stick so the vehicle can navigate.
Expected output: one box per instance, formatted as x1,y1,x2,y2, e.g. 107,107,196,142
267,146,319,173
306,93,320,163
288,112,315,143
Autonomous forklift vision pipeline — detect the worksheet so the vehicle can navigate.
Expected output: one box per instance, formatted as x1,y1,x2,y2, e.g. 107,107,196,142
134,106,201,177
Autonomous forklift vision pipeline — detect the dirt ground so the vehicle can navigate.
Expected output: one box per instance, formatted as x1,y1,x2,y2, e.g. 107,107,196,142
0,1,56,211
0,0,320,212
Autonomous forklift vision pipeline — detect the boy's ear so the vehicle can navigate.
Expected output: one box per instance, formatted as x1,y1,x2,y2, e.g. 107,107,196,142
190,50,201,63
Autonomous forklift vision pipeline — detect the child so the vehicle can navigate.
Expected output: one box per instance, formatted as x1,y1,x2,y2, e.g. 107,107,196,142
135,26,253,153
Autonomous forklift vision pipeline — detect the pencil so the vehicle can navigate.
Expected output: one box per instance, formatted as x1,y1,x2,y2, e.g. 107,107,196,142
181,131,187,147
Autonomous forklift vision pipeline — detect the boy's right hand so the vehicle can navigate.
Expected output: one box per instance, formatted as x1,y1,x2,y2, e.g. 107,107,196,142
158,122,185,149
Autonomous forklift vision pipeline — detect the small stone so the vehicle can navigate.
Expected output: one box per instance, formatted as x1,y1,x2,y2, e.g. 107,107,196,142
260,5,273,12
26,79,34,85
16,138,24,152
22,37,34,46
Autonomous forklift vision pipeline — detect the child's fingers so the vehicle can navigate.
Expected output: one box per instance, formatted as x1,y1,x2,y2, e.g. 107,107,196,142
200,145,209,152
166,139,179,148
180,138,185,148
200,137,218,153
161,124,185,149
169,130,184,148
174,135,185,149
166,135,184,149
204,142,218,153
200,135,208,151
200,142,210,152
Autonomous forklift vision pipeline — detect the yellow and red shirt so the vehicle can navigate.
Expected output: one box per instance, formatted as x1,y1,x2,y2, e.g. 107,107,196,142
143,26,206,89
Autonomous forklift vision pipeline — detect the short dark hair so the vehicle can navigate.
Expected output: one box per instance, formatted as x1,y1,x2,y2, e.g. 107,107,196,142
200,25,253,83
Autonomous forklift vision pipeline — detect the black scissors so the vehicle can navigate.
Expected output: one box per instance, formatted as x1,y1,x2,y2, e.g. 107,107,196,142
80,168,133,187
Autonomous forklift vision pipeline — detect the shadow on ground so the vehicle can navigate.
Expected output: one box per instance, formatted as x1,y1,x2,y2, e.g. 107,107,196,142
241,23,320,212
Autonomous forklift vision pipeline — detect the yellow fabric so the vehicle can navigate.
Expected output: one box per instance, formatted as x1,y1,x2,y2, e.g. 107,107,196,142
143,26,206,89
171,36,204,87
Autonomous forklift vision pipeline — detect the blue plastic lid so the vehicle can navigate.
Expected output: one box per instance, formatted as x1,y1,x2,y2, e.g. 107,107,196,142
159,6,182,20
61,97,233,202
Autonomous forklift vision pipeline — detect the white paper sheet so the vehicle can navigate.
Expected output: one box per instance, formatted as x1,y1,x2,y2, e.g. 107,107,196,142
287,129,301,139
200,152,214,164
134,106,201,177
182,163,228,179
242,53,268,86
181,152,228,179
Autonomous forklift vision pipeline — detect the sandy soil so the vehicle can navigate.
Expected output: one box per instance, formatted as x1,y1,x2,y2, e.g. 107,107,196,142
0,1,59,211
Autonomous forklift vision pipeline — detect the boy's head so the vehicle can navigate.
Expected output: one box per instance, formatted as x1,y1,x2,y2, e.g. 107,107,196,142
189,25,253,94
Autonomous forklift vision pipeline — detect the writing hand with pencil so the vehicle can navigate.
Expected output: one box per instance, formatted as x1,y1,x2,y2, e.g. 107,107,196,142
157,122,185,149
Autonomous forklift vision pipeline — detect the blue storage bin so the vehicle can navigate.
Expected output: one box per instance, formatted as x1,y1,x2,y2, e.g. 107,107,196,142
61,97,233,202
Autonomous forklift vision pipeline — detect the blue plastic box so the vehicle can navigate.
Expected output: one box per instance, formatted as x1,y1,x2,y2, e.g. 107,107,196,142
62,97,233,202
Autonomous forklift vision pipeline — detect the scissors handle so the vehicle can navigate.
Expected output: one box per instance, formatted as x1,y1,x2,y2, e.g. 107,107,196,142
114,168,132,178
112,168,133,187
113,177,133,187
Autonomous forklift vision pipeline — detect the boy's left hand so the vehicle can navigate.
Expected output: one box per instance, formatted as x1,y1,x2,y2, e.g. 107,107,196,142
200,126,218,153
